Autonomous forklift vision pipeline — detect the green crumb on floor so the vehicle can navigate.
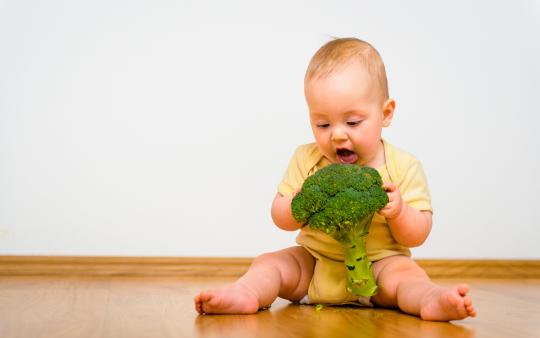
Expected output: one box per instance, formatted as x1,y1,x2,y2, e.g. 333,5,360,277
315,304,324,311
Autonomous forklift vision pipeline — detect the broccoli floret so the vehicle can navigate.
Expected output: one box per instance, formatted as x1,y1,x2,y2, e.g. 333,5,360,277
291,163,389,297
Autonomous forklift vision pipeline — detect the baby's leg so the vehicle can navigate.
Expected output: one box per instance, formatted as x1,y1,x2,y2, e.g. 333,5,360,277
371,256,476,321
194,246,314,314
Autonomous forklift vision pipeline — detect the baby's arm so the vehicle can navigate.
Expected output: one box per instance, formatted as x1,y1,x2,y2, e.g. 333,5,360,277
379,182,432,247
271,192,304,231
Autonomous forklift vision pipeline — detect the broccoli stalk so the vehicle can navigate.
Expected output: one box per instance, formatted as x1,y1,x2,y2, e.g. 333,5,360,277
291,163,389,297
341,216,376,296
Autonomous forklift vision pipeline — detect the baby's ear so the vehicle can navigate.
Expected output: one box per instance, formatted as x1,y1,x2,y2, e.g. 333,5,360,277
382,99,396,127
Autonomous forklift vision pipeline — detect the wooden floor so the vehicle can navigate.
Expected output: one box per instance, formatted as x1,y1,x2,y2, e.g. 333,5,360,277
1,276,539,338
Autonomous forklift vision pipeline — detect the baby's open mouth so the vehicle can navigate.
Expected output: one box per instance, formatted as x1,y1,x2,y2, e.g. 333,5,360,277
336,148,358,164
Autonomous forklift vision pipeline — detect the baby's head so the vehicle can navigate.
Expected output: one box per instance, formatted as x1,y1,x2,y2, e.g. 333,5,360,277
305,37,389,102
304,38,395,167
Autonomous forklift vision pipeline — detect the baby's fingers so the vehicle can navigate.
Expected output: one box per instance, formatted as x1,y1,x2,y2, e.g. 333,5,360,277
379,205,393,217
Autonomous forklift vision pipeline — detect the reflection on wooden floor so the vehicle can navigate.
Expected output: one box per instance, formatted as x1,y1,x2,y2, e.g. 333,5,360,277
195,299,474,338
0,276,539,338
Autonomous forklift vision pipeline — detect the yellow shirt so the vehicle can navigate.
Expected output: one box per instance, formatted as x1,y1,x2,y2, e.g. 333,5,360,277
278,139,432,261
277,139,433,303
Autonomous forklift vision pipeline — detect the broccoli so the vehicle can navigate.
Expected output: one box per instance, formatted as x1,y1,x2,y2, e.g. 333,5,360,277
291,163,389,297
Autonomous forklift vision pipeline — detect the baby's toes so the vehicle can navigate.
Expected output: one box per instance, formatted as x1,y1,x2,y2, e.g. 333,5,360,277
194,291,213,314
457,284,469,297
194,295,203,313
465,302,476,316
463,296,476,315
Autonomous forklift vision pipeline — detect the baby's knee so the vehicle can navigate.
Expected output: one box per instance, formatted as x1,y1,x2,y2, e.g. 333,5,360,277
251,250,295,270
252,247,312,269
251,252,280,267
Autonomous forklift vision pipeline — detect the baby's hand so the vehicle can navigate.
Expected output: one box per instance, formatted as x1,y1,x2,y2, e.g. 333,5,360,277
379,182,404,220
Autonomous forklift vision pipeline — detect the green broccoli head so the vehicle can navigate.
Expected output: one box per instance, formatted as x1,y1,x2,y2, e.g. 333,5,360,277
291,163,389,297
291,163,388,239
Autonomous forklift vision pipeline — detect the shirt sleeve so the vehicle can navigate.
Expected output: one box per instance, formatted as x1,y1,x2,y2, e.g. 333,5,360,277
277,146,309,197
398,160,433,213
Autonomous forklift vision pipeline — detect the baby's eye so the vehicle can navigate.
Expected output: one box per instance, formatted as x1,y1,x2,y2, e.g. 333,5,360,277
347,120,363,126
316,123,330,129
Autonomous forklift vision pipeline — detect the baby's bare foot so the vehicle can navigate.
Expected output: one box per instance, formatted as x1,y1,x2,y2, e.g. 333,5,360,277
194,282,260,315
420,284,477,321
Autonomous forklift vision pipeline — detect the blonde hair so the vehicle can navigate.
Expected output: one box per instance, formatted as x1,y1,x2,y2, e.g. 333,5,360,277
305,38,389,100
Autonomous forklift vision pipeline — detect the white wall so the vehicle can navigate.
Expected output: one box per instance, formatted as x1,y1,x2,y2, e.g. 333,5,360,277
1,0,539,258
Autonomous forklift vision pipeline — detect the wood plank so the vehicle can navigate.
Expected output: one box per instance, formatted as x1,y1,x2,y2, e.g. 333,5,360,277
0,256,251,277
0,256,539,278
417,259,540,279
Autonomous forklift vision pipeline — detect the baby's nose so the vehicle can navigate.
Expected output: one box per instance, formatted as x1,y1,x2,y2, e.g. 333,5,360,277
331,127,348,142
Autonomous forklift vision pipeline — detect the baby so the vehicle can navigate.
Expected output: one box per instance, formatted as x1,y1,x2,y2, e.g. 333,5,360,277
194,38,476,321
